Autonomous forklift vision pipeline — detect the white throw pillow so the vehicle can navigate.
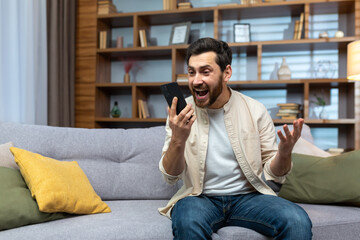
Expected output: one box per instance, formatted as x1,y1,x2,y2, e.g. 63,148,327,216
0,142,19,169
292,137,331,157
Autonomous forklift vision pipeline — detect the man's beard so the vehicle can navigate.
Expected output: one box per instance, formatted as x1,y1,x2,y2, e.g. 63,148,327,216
190,75,223,108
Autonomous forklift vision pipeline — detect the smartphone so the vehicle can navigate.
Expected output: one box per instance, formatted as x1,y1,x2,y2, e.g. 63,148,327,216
160,82,187,115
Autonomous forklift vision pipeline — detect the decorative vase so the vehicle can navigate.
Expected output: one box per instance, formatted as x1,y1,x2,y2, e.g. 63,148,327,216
277,57,291,80
111,101,121,118
124,73,130,83
270,62,279,80
318,106,328,119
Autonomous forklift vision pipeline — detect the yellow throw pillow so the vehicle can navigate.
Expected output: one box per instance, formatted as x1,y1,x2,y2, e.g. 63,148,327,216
10,147,111,214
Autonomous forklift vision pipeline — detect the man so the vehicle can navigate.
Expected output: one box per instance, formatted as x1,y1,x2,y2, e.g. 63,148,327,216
158,37,312,239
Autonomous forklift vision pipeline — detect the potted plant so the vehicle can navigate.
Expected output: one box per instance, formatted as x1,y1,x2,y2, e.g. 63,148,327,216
311,94,327,119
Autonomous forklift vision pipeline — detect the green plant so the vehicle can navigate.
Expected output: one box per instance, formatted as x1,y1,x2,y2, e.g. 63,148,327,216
311,95,326,106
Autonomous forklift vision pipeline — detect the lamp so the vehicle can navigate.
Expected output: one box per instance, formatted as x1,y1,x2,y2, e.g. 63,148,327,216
347,40,360,81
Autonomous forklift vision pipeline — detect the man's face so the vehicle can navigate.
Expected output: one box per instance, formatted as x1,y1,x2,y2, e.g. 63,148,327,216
187,52,225,109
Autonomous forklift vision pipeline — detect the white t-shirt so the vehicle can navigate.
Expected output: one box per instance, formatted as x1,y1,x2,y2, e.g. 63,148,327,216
202,108,254,196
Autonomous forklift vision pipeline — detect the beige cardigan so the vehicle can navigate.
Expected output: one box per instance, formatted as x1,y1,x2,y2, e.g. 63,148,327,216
158,89,290,219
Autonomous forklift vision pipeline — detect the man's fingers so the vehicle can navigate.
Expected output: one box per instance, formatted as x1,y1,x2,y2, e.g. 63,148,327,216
169,97,178,117
283,124,292,138
277,130,286,142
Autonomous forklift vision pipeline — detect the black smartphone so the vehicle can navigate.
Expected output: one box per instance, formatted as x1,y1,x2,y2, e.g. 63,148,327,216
160,82,187,115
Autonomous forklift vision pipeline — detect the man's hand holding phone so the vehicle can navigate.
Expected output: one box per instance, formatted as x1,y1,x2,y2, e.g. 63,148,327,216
161,82,196,143
160,83,196,176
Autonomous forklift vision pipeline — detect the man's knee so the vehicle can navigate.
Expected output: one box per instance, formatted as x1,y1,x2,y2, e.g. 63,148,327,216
278,203,312,239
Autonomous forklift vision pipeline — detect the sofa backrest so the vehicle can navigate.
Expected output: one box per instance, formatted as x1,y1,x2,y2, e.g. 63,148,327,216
0,121,180,200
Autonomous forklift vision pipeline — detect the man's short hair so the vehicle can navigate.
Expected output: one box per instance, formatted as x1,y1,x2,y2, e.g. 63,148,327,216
185,37,232,72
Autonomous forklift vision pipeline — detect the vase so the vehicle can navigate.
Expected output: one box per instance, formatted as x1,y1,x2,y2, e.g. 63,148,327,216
270,62,279,80
277,57,291,80
318,106,328,119
124,73,130,83
111,101,121,118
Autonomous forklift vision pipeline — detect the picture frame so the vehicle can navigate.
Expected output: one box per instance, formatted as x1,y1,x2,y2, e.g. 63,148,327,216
233,23,251,43
169,22,191,45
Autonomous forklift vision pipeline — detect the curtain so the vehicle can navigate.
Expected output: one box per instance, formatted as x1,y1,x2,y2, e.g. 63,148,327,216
0,0,48,125
47,0,76,127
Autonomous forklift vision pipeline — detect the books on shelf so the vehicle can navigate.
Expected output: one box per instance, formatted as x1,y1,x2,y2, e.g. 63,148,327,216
276,103,300,120
176,74,188,82
178,2,192,9
138,99,150,119
293,12,304,40
139,29,148,47
98,0,117,14
99,31,108,49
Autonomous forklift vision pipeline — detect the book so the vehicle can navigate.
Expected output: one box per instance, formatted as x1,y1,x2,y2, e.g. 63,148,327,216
142,100,150,118
280,116,297,120
277,103,299,108
163,0,169,10
293,20,299,40
99,31,108,49
163,0,176,10
176,74,188,82
218,3,239,7
138,99,150,119
138,100,144,119
326,148,344,155
139,29,148,47
97,0,117,14
277,109,300,114
178,2,192,7
297,12,304,40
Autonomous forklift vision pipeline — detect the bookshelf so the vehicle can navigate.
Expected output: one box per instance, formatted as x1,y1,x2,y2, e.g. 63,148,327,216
75,0,360,150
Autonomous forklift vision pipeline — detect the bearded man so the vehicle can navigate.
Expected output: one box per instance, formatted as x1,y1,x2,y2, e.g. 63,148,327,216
158,37,312,240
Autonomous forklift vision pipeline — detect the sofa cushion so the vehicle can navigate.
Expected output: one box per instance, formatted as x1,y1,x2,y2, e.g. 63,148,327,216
0,200,175,240
278,151,360,205
0,167,68,231
10,147,111,214
0,121,179,200
0,141,18,169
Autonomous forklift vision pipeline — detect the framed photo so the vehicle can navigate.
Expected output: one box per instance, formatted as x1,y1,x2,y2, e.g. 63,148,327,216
233,23,251,43
169,22,191,45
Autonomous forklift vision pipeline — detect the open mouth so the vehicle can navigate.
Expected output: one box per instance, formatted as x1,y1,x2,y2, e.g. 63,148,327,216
195,89,209,100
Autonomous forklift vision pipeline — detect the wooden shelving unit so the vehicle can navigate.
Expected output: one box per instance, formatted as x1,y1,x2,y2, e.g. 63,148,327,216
75,0,360,150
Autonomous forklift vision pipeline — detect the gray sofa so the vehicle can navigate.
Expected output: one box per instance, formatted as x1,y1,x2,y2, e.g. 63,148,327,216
0,121,360,240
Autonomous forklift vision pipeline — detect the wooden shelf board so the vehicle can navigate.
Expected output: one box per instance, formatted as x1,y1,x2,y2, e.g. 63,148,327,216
97,0,354,26
97,46,173,59
97,37,355,57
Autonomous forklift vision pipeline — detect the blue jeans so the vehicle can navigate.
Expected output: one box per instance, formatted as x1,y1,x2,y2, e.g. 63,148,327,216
171,193,312,240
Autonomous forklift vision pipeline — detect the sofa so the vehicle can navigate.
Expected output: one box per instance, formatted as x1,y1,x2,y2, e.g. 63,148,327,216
0,121,360,240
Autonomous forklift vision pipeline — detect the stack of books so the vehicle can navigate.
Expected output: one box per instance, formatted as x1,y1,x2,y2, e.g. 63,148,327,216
99,31,108,49
276,103,300,120
138,99,150,119
98,0,117,15
178,2,193,9
293,12,304,40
